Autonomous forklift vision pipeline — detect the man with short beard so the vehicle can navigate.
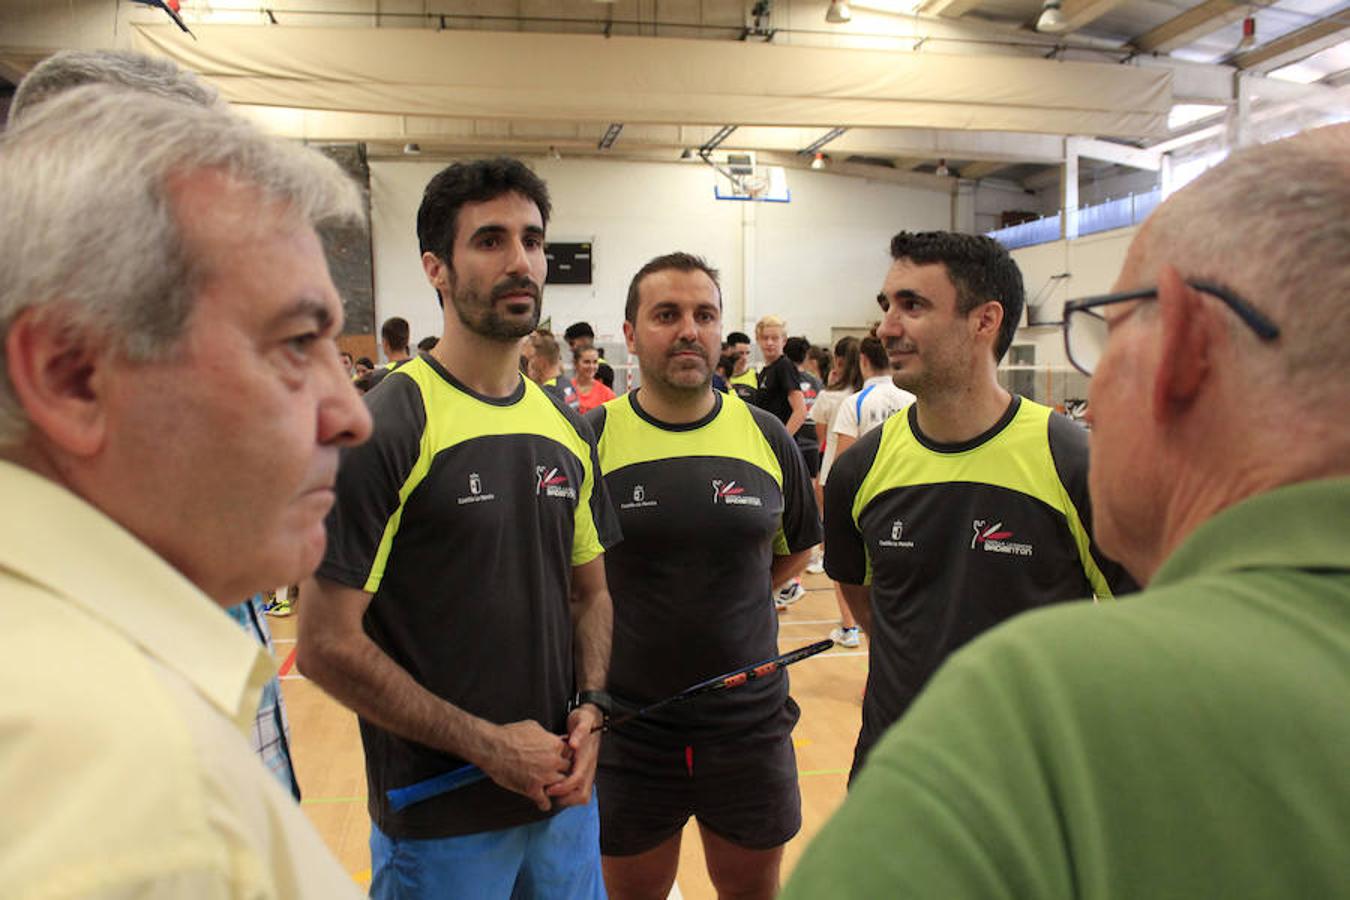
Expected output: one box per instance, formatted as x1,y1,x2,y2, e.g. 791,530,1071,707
586,253,819,900
298,158,620,899
822,232,1133,782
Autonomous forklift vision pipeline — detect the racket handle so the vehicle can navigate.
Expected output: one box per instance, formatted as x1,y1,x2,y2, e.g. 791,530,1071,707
386,763,489,812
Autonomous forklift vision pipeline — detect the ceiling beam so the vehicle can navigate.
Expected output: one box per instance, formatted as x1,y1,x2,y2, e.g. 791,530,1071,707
1067,135,1161,170
1232,18,1349,73
1055,0,1132,35
1131,0,1249,54
914,0,985,19
957,160,1011,180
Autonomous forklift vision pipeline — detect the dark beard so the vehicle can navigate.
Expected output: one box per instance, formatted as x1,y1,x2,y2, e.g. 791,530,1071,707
451,276,542,341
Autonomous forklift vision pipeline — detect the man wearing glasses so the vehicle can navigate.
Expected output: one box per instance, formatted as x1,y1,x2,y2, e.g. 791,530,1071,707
822,231,1133,782
785,124,1349,897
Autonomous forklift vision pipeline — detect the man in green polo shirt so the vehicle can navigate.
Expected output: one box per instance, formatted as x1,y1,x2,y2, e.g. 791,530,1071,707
783,125,1350,898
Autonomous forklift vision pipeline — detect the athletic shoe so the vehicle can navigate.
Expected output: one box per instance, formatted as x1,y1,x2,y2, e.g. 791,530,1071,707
265,595,294,617
775,581,806,608
805,559,825,574
830,626,861,648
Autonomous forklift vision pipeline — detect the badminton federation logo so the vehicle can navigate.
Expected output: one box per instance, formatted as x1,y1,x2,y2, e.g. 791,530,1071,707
712,479,762,507
536,466,577,500
971,519,1033,557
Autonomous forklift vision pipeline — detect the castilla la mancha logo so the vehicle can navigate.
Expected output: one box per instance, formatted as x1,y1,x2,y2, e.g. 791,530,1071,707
536,466,577,500
458,472,496,505
620,483,658,511
971,519,1033,557
879,519,914,549
712,479,762,507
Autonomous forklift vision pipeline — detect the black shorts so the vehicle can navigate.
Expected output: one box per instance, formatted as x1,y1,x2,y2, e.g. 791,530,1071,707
798,446,821,479
596,724,802,857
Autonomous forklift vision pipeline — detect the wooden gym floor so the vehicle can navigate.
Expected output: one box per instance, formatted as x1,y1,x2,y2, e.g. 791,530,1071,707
274,570,867,898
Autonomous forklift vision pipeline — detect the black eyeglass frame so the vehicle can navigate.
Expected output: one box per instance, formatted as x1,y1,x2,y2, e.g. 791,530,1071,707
1060,279,1280,376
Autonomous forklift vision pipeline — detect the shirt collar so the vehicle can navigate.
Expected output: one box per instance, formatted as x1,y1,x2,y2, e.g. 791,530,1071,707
863,375,893,387
0,460,271,733
1151,477,1350,588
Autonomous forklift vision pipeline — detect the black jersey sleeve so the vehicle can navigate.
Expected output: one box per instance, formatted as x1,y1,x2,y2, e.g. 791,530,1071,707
1046,412,1138,596
748,405,823,554
823,425,886,585
318,373,427,592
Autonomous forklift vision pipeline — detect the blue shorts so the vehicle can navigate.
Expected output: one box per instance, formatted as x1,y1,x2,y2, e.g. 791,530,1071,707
370,791,605,900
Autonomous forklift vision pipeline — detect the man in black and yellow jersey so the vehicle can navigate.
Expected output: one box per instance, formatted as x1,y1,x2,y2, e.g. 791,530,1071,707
298,158,620,899
723,330,758,402
587,253,820,900
824,231,1133,782
527,329,581,410
363,316,414,391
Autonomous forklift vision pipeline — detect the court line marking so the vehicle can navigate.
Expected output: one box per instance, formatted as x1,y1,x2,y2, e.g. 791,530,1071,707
302,795,367,805
273,637,296,645
278,646,298,677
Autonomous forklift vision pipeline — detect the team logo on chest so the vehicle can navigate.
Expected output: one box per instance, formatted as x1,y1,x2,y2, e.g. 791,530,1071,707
878,519,914,549
536,466,577,500
458,472,496,505
971,519,1034,557
712,479,762,507
620,483,658,510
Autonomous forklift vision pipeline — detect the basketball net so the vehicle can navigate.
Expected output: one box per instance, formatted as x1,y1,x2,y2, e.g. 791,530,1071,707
741,174,769,200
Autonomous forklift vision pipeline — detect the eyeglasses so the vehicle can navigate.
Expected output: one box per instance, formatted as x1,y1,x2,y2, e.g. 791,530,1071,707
1061,279,1280,377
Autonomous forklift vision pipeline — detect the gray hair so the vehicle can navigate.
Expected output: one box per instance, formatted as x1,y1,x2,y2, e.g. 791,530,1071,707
0,85,364,445
10,49,225,121
1141,124,1350,406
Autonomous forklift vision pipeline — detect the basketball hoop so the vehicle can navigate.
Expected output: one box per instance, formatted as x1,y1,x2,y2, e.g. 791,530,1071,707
741,174,769,200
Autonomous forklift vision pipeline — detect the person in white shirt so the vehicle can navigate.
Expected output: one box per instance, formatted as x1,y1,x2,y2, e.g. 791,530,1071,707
819,336,914,646
821,336,915,480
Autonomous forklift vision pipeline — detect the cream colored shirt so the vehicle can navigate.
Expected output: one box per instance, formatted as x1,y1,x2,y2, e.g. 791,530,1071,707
0,461,364,900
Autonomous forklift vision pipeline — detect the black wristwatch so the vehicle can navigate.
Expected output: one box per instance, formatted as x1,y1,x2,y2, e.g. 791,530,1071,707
568,690,613,730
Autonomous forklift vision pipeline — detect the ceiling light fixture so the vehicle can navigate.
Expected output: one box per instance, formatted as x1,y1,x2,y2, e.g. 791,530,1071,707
1236,16,1256,51
1035,0,1068,34
403,143,421,155
826,0,852,24
935,159,950,177
811,153,827,170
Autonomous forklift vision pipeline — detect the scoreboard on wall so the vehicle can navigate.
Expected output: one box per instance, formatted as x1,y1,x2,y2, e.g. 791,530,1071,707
546,242,593,285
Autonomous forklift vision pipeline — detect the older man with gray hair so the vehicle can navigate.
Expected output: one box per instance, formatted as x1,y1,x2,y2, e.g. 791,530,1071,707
9,47,225,119
0,83,371,895
784,123,1350,897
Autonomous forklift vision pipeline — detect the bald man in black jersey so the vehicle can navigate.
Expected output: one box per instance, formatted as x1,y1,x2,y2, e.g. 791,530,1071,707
586,252,820,900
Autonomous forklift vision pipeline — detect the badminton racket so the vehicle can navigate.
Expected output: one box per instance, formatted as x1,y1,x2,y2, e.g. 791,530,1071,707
386,638,834,812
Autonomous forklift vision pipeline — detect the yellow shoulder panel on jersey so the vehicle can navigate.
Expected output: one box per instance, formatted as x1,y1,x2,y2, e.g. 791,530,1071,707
363,360,599,591
596,393,784,488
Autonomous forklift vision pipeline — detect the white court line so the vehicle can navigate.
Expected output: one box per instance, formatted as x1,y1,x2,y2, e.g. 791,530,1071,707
273,638,296,644
280,674,307,681
668,883,684,900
